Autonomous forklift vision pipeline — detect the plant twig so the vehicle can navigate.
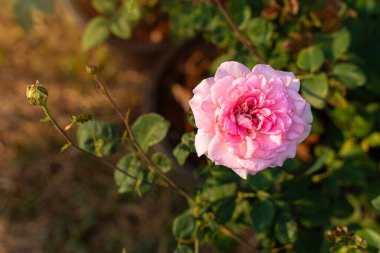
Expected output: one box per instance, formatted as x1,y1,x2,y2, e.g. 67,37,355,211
90,72,258,252
214,0,265,64
91,75,195,203
41,105,137,179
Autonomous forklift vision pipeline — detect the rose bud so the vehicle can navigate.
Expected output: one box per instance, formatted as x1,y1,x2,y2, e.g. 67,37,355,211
26,81,48,106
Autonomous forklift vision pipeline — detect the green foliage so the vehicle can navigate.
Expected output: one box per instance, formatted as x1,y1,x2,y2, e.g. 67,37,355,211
13,0,54,30
173,132,195,166
356,229,380,249
315,27,351,60
110,15,132,40
301,73,329,109
371,196,380,213
76,120,121,157
332,27,351,60
227,0,251,30
296,46,325,73
246,18,275,48
274,212,297,244
250,200,275,233
114,154,154,195
82,17,110,50
173,245,193,253
212,198,235,224
200,183,236,203
332,63,366,89
172,212,196,239
248,170,273,191
82,0,142,50
131,113,170,152
151,152,172,173
92,0,117,14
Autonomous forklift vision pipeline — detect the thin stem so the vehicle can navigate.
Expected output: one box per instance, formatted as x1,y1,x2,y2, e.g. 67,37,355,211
92,75,195,203
41,105,137,180
194,239,199,253
214,0,265,64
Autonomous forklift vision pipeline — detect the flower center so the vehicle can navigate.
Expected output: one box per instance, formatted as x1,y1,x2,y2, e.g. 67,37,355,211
234,99,261,135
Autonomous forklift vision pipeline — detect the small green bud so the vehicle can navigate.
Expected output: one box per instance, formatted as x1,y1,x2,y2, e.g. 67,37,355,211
26,81,48,106
86,65,98,75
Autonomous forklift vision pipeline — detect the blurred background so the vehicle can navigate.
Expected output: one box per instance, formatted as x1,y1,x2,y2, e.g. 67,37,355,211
0,0,186,252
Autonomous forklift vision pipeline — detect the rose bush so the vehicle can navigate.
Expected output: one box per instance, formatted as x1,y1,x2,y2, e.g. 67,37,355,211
189,62,312,179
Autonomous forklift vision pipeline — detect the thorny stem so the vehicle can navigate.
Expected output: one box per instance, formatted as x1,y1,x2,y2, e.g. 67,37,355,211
91,74,258,253
40,105,137,180
214,0,266,64
92,75,195,203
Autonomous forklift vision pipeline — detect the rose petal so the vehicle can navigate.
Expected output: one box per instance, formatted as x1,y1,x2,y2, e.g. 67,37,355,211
215,61,251,80
252,64,300,91
211,76,234,105
195,129,213,156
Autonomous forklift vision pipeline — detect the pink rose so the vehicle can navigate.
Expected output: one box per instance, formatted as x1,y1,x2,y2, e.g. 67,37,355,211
189,61,312,179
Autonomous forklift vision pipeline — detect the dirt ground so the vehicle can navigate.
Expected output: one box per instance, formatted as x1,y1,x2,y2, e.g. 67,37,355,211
0,0,184,252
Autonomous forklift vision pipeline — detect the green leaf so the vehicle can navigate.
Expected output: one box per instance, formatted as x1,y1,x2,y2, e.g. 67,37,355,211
132,113,170,152
305,146,335,175
248,170,273,191
295,193,330,228
250,200,275,233
110,15,132,39
371,195,380,212
76,120,121,157
212,232,236,253
174,245,193,253
332,63,366,89
209,25,233,48
213,198,236,224
246,18,275,47
227,0,251,30
114,154,143,194
13,0,34,30
301,73,329,109
356,229,380,249
201,183,236,202
92,0,117,14
275,212,297,244
82,17,110,51
33,0,54,12
172,212,196,239
332,27,350,60
173,132,195,166
151,152,172,173
296,46,325,72
364,132,380,148
122,0,141,21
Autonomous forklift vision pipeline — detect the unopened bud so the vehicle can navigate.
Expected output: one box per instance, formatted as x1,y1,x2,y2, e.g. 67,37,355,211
325,230,335,242
26,81,48,106
86,65,98,75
